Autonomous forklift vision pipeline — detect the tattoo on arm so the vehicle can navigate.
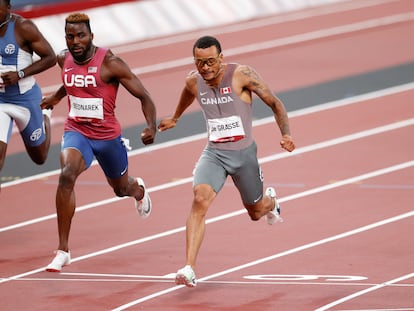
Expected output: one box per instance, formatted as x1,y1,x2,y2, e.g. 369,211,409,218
277,114,291,136
240,66,268,96
240,65,291,136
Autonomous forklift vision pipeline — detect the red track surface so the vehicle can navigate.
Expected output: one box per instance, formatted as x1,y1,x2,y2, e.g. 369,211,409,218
1,1,413,310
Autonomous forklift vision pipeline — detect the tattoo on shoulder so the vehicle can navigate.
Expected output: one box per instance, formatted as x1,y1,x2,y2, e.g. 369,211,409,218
240,65,265,93
240,65,259,79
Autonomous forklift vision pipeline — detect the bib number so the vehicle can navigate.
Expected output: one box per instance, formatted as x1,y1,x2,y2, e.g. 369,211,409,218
208,115,245,143
69,95,104,123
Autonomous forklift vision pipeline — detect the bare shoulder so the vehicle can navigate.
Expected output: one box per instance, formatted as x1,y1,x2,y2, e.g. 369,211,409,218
57,49,69,67
103,49,122,65
13,15,49,53
234,64,262,81
236,64,268,91
102,49,129,71
14,15,40,35
100,48,133,82
185,69,198,82
185,69,198,91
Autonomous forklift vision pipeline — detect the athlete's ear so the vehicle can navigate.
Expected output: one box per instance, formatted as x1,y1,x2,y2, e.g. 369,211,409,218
91,32,94,40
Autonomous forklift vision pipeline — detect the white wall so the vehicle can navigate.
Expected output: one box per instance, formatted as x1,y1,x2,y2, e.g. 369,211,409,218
33,0,349,52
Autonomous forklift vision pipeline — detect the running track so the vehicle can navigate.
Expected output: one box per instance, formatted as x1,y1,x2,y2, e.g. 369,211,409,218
1,0,413,310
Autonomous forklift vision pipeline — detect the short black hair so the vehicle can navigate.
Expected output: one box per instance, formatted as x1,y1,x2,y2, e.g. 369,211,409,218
193,36,222,56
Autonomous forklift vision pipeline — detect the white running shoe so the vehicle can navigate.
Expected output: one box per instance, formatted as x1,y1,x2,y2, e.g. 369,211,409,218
42,108,52,121
46,250,71,272
265,187,283,225
175,265,197,287
135,177,151,218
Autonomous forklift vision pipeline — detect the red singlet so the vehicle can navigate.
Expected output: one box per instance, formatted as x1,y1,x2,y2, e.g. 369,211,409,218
62,47,121,140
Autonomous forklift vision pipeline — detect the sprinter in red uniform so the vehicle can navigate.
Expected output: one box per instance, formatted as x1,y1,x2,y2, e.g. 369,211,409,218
41,13,157,272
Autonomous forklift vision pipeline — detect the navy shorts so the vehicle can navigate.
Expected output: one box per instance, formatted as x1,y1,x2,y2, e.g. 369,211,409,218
0,84,45,146
62,131,128,179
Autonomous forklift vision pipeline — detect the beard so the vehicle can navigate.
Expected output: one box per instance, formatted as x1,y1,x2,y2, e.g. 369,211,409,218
201,65,223,83
71,41,93,63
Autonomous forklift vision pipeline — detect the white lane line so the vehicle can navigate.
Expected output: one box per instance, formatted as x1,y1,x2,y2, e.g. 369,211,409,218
112,0,393,53
1,118,413,233
3,276,414,289
111,208,414,310
3,80,414,189
1,160,413,287
315,272,414,311
126,13,414,76
40,10,414,93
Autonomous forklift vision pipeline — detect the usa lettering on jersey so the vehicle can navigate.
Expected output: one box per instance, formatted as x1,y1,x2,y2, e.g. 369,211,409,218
64,73,97,87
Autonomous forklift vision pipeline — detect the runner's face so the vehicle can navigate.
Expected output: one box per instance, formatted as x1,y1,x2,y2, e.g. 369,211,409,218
0,1,10,24
194,46,223,81
65,23,94,62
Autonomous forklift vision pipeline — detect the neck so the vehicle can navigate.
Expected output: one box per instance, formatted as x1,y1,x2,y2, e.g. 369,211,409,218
74,46,97,65
0,14,11,29
206,64,225,87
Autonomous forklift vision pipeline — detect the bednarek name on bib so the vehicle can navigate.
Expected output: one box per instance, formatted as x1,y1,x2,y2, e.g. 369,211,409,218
72,103,100,111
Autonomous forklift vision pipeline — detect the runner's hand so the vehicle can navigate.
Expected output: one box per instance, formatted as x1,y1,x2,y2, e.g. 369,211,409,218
141,127,155,145
280,134,295,152
158,117,177,132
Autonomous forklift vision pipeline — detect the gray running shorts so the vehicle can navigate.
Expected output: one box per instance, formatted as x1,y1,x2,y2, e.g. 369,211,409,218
193,141,264,205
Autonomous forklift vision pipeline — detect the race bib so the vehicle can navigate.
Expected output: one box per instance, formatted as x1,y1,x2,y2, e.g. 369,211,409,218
207,115,245,143
69,95,104,122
